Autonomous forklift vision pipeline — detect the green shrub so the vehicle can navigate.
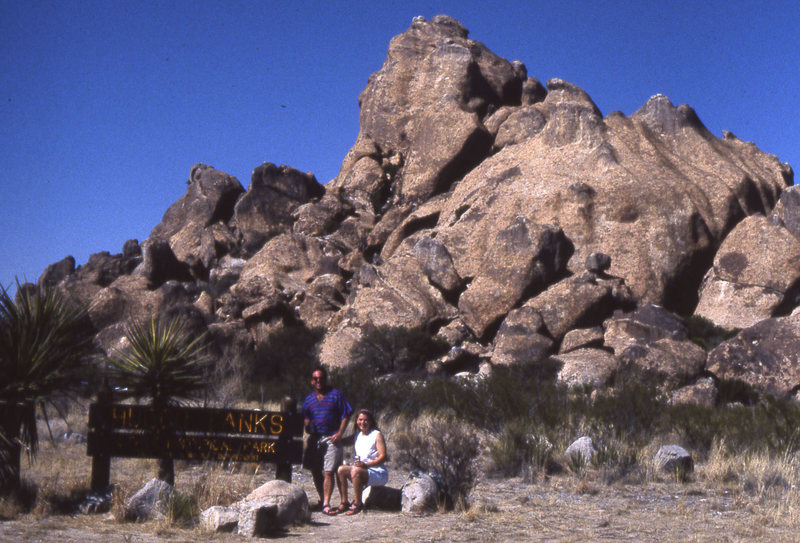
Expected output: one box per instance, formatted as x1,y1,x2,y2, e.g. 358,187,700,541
685,315,739,350
486,419,556,479
247,325,325,403
393,415,480,509
164,490,199,526
349,325,449,375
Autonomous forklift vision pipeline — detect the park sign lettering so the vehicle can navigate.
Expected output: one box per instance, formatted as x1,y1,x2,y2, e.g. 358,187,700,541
87,401,303,489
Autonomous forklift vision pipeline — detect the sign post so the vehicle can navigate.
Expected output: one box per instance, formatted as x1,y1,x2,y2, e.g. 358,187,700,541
87,396,303,491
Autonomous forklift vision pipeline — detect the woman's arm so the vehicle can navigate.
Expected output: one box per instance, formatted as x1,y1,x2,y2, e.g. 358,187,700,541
365,432,387,467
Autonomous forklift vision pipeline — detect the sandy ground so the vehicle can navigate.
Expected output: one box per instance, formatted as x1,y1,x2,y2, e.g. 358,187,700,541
2,460,798,543
2,410,798,542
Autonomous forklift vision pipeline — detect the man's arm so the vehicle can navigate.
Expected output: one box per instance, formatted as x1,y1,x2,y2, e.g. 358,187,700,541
330,413,350,444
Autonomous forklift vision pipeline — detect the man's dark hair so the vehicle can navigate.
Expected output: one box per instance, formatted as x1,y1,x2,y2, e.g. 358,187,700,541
312,366,328,380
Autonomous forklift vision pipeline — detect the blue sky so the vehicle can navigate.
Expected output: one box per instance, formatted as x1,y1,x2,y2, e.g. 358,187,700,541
1,0,798,291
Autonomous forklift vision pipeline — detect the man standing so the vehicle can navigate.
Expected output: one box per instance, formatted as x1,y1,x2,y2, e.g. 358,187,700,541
302,366,352,514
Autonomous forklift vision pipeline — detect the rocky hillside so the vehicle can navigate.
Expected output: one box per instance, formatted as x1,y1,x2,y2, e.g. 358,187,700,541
37,15,796,402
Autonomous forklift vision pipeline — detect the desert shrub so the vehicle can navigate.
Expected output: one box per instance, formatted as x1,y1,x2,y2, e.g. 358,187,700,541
337,351,800,474
33,483,94,517
701,440,800,501
668,397,800,457
393,414,480,509
349,325,449,375
486,419,556,479
247,325,325,403
0,479,37,518
595,440,643,485
685,315,739,350
191,462,255,509
164,490,199,526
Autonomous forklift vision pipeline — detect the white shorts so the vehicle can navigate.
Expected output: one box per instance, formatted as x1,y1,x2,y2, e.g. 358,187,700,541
366,465,388,487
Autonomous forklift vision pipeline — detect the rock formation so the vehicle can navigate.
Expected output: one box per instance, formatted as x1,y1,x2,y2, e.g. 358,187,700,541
37,15,795,400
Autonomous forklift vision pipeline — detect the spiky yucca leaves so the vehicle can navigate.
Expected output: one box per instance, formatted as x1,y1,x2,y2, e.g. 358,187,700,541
0,282,94,494
107,315,209,485
109,316,210,408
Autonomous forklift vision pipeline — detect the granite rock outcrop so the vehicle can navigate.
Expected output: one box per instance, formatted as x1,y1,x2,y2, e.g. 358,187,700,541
38,15,795,400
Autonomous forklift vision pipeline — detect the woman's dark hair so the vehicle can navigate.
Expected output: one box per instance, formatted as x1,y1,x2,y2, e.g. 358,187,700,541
353,408,378,432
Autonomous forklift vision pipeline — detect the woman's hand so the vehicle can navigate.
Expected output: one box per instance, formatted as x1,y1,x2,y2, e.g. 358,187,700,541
354,460,366,468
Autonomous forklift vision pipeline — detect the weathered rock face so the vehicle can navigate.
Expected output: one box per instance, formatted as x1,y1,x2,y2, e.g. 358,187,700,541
338,15,523,204
232,163,324,256
554,348,619,389
150,164,244,278
39,14,795,399
694,214,800,330
433,90,788,315
706,314,800,397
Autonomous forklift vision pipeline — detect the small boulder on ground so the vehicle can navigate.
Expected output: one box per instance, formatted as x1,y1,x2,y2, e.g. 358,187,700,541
363,485,402,511
125,478,174,521
565,436,597,465
200,479,309,537
401,471,441,514
654,445,693,476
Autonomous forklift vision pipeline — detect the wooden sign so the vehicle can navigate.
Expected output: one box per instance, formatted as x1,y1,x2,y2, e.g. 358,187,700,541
87,400,303,490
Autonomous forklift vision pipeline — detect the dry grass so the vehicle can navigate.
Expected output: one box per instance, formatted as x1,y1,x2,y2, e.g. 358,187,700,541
5,405,800,542
700,440,800,505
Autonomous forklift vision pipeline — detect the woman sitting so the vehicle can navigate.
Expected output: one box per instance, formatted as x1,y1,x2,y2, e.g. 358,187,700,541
335,409,388,515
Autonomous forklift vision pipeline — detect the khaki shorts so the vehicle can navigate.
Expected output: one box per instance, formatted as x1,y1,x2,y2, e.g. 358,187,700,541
321,439,343,472
303,435,344,473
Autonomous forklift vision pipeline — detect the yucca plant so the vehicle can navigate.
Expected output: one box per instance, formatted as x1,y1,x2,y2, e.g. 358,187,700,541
107,315,209,485
0,282,94,494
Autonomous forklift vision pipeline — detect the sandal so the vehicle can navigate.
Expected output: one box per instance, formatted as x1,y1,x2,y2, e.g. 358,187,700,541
335,501,350,514
345,503,363,516
322,504,336,516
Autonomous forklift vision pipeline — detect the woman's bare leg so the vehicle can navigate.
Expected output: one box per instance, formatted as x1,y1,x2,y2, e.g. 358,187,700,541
351,467,369,505
336,465,351,504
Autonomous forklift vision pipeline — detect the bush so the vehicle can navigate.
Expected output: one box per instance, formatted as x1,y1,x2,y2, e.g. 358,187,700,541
393,415,480,509
685,315,739,351
247,325,325,403
486,419,556,479
349,325,449,375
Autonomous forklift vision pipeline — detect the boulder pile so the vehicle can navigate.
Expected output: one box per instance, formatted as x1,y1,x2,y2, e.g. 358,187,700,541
39,15,795,401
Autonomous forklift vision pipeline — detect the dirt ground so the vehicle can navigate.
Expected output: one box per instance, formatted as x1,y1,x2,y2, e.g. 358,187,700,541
2,406,799,542
2,453,799,543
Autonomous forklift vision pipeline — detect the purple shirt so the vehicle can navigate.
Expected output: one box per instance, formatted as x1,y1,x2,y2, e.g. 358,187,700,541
302,388,352,436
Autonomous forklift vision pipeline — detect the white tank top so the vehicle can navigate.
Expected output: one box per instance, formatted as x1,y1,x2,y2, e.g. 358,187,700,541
355,429,382,464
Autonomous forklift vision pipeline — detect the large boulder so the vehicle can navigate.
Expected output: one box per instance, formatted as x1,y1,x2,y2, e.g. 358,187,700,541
237,480,309,534
694,214,800,329
136,238,192,288
432,91,788,315
560,326,605,353
455,218,571,337
564,436,597,465
232,163,324,256
490,306,554,366
706,314,800,397
653,445,693,476
401,471,440,514
330,15,525,204
523,274,634,342
125,478,174,521
37,255,75,287
232,233,342,319
200,480,309,537
769,184,800,240
618,337,707,389
149,164,244,277
554,348,619,389
603,305,689,355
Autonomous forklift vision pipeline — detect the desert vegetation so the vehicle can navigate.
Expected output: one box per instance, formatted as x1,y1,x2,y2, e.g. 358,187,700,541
3,356,800,539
